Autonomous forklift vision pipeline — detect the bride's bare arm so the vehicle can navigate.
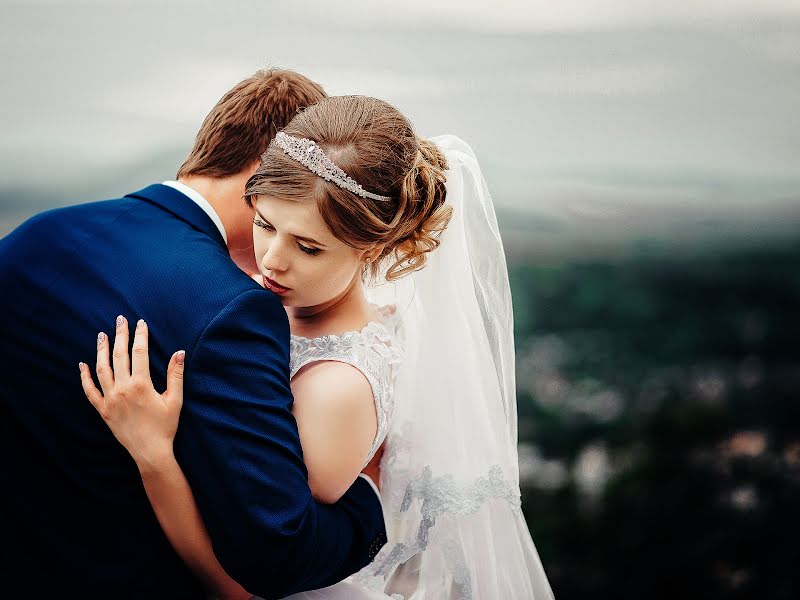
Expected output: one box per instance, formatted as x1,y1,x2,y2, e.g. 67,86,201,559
136,452,252,600
79,318,251,600
252,275,380,501
80,318,378,599
127,363,377,596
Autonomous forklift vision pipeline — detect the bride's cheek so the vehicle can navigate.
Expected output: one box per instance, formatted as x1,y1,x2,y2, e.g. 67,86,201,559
252,237,269,270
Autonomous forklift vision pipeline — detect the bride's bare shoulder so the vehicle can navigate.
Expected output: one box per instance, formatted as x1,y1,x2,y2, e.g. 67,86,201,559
290,361,378,504
291,360,373,401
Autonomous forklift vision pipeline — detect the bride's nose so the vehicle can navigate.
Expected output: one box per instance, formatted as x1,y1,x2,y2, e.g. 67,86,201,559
262,240,289,273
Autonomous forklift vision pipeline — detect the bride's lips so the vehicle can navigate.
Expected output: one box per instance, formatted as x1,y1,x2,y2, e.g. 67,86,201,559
262,275,291,295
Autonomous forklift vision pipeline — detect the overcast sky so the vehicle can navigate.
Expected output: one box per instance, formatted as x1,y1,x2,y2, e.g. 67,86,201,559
1,1,799,250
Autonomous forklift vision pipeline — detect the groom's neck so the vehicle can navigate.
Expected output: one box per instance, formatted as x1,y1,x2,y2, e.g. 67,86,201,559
178,171,259,273
179,174,234,213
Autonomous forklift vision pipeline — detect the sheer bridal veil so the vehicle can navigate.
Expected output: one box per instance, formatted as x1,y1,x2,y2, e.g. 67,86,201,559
361,135,555,599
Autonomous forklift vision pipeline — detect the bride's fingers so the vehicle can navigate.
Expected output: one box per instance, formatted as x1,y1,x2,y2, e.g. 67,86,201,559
112,315,131,382
79,362,107,418
165,350,185,411
131,319,150,381
95,331,114,394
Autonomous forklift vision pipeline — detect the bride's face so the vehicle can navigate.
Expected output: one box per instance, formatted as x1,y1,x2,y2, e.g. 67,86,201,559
252,195,366,308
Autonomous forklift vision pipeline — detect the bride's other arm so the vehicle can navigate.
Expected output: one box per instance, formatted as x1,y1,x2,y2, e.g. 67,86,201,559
244,280,379,500
80,320,250,600
79,321,378,599
291,361,378,504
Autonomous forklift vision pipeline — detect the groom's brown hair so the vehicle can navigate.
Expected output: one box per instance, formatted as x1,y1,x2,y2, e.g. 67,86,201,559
177,69,326,179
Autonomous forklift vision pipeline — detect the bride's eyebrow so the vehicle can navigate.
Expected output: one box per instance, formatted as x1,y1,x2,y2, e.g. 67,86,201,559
254,208,327,248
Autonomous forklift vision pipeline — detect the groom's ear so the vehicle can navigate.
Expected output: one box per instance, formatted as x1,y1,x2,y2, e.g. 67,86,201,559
238,160,262,193
245,159,261,178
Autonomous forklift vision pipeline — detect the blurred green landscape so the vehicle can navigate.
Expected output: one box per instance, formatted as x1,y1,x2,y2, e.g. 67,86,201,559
510,238,800,599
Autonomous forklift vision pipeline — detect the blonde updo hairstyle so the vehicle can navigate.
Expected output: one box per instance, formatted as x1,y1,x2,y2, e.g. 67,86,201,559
244,95,452,282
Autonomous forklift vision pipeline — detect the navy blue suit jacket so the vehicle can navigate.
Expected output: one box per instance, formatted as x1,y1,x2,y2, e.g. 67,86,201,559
0,184,386,599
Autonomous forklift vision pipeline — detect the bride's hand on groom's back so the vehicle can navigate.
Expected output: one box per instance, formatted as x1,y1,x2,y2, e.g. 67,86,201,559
79,316,185,471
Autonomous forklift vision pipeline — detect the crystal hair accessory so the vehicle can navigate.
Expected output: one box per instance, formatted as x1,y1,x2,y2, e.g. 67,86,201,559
272,132,392,202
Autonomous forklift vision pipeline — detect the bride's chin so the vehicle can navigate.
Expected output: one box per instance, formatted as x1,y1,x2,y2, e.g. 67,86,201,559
279,294,304,308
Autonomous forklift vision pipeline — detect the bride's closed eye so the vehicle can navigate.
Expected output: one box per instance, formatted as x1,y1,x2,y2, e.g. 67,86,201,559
253,216,273,231
253,217,322,256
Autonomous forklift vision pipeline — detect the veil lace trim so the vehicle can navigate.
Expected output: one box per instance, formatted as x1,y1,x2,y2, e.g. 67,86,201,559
353,424,521,599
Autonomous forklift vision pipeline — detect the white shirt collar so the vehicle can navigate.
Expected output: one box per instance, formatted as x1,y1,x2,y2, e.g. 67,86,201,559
162,180,227,244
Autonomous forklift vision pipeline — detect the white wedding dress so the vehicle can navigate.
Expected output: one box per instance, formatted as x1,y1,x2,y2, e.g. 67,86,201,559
282,135,555,600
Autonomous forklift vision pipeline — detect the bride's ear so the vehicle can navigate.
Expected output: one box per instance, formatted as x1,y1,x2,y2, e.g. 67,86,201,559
360,243,384,265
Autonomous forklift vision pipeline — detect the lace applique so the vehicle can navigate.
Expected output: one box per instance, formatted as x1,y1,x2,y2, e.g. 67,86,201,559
289,306,403,467
352,427,522,599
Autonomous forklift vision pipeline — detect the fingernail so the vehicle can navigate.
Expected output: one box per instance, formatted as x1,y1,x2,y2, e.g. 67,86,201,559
97,332,105,346
176,350,185,365
116,315,125,327
137,319,145,329
78,362,85,371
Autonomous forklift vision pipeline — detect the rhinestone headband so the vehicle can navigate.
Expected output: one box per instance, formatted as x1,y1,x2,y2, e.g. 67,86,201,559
272,132,392,202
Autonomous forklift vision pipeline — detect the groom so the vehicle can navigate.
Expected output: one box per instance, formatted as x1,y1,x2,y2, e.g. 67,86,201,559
0,69,386,599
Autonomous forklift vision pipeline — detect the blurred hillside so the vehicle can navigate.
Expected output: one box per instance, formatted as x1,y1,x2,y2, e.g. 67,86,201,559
511,239,800,598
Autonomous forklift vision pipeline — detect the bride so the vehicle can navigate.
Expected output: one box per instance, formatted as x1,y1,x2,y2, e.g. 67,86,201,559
79,95,555,600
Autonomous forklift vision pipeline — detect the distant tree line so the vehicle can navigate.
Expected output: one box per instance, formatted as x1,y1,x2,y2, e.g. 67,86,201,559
510,239,800,599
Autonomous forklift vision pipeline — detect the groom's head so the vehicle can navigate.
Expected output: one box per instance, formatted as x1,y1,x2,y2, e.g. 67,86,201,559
178,69,326,180
177,68,326,272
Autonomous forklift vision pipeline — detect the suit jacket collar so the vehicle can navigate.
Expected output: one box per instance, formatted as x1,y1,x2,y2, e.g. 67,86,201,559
126,184,227,250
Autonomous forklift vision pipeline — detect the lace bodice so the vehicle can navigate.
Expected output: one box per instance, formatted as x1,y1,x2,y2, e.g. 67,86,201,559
289,305,404,468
